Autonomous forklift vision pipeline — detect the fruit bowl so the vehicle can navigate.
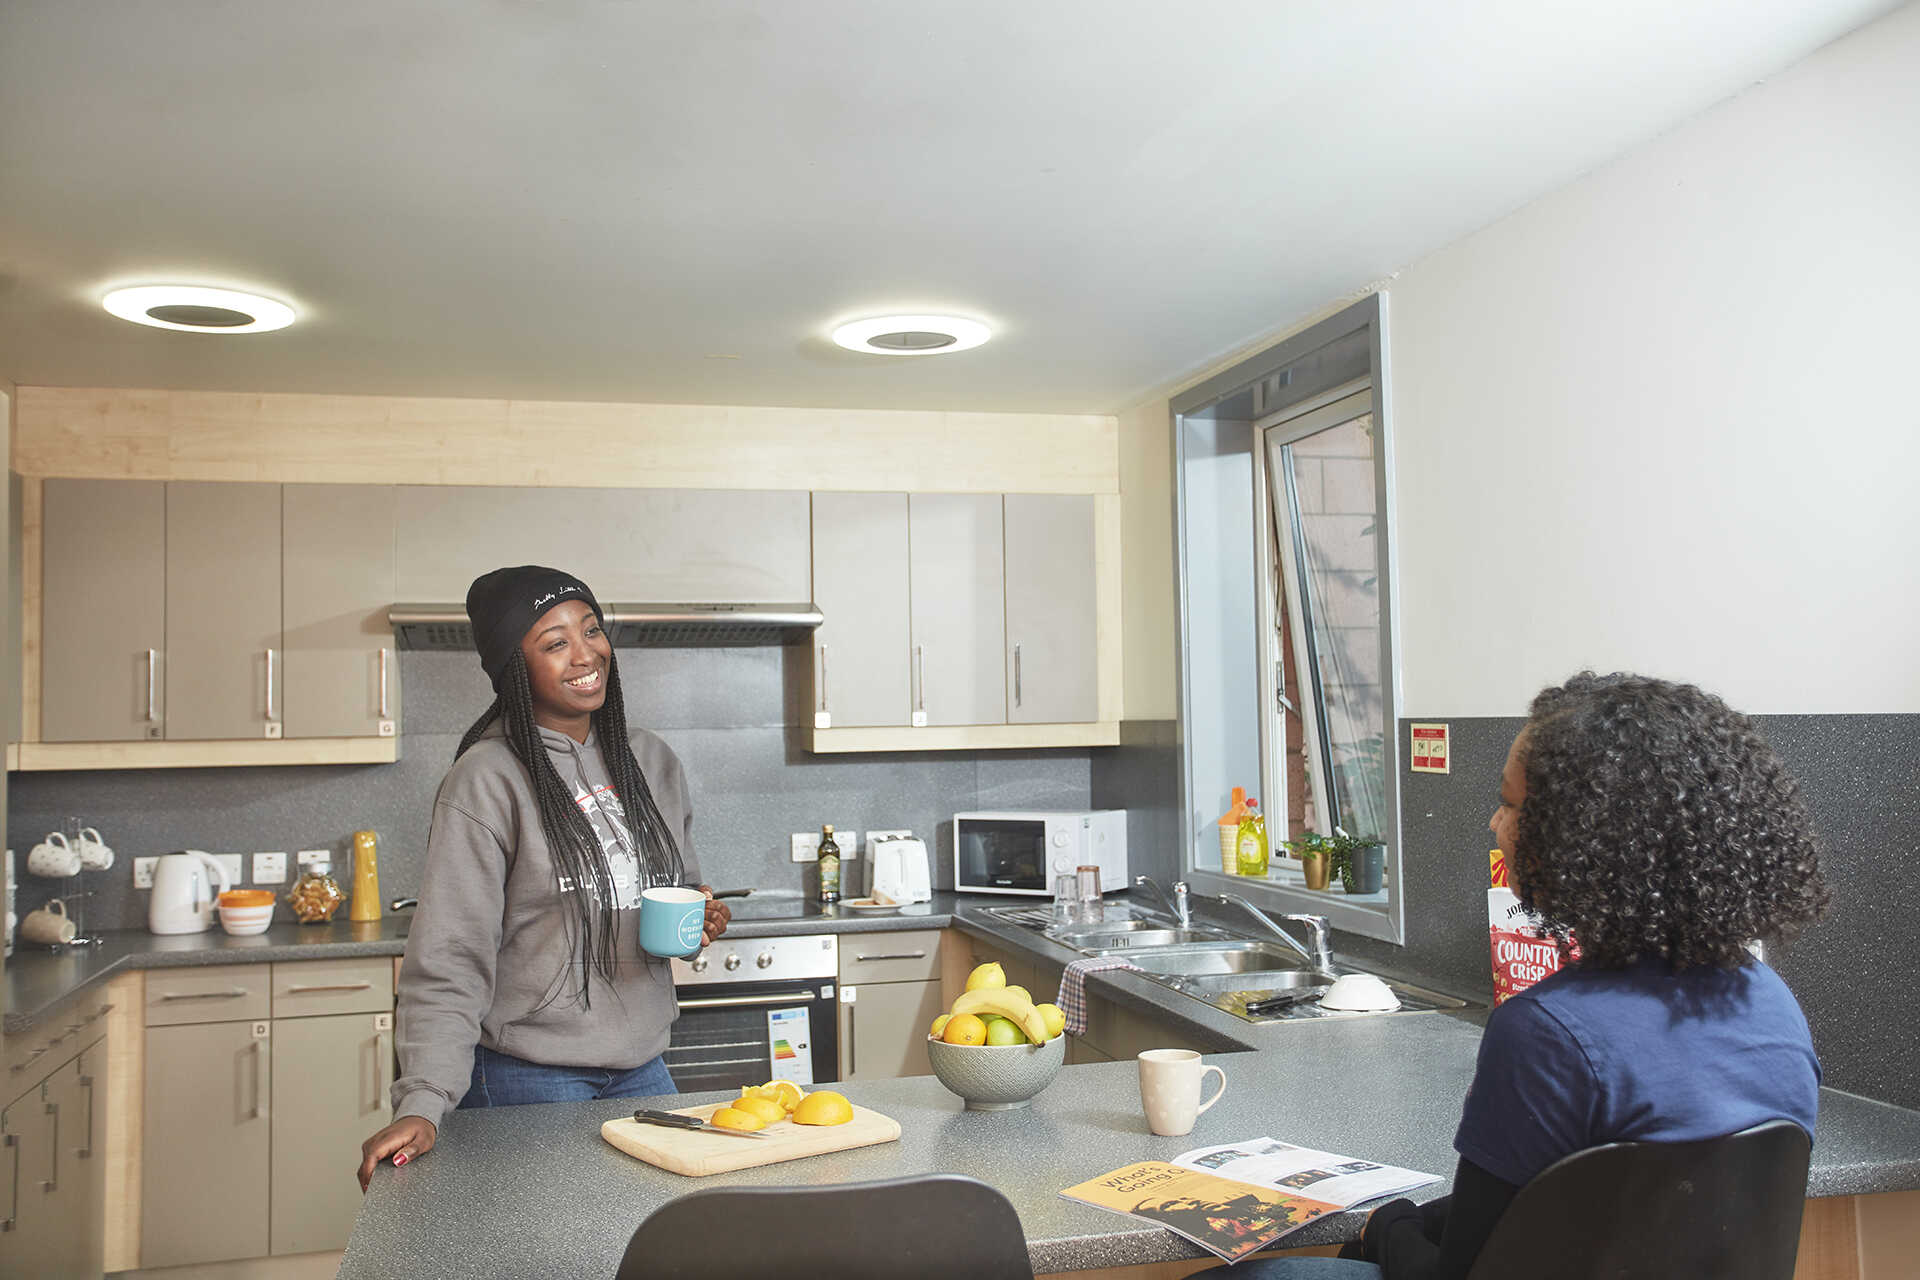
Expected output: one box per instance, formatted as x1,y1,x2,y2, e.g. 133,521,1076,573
925,1032,1065,1111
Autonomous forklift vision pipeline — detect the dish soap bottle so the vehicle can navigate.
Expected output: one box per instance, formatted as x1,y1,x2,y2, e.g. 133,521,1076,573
1218,786,1250,873
817,824,841,903
1235,800,1271,878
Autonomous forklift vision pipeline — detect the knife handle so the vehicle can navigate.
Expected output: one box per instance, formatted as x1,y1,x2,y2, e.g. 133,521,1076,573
633,1108,702,1128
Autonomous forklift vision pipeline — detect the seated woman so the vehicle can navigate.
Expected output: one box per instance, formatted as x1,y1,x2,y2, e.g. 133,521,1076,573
1233,672,1829,1279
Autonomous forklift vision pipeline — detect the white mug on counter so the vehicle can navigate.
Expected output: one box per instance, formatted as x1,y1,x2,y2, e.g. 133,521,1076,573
20,899,77,946
27,832,82,879
1138,1048,1227,1137
77,826,115,871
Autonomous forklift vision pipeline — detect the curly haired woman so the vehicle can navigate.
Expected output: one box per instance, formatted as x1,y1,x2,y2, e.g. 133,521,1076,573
358,566,730,1189
1230,672,1829,1279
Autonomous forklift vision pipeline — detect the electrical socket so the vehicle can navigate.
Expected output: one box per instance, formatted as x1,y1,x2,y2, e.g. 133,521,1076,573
790,833,821,863
212,853,244,885
296,849,331,870
133,856,158,889
252,852,288,884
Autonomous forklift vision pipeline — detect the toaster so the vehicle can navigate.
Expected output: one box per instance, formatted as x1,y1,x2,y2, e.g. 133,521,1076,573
868,835,932,904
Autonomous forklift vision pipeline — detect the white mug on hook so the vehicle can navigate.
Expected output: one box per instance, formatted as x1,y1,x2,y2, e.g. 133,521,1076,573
77,827,115,871
27,832,82,879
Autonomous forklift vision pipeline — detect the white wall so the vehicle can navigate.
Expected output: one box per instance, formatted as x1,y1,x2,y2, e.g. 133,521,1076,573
1392,2,1920,716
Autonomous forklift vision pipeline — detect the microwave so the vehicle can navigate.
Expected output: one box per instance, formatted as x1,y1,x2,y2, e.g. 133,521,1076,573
952,810,1128,897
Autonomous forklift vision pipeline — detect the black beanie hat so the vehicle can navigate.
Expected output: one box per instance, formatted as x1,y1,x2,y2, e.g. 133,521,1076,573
466,565,605,692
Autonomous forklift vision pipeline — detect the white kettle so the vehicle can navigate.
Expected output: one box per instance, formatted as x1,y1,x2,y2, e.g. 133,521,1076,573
148,850,232,935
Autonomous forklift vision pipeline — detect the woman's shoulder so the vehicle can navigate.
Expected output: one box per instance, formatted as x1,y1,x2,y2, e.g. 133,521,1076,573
435,735,527,819
623,726,686,777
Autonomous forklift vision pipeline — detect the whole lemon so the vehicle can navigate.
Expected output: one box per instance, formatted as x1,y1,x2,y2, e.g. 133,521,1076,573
929,1013,952,1039
733,1095,787,1125
792,1090,854,1126
1035,1002,1067,1040
964,962,1006,992
941,1013,988,1046
708,1106,766,1132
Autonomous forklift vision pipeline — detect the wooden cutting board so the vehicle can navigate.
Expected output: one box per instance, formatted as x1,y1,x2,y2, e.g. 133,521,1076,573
601,1101,902,1177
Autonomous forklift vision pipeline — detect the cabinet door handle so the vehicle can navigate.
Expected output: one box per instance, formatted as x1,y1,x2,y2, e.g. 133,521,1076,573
846,1004,856,1079
9,1047,47,1074
676,993,814,1010
159,988,250,1001
84,1002,115,1024
77,1075,94,1159
2,1131,17,1231
818,645,829,712
378,647,391,718
1014,643,1023,708
40,1101,58,1192
853,952,928,962
264,648,277,721
249,1041,264,1121
146,649,159,722
914,645,925,712
285,982,374,994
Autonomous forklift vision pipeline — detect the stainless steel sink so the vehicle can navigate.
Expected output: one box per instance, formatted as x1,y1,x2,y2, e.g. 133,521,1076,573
1117,942,1309,976
1057,927,1236,949
1171,971,1333,996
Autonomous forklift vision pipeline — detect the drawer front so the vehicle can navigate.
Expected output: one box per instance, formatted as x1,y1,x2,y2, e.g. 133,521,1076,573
838,929,943,984
4,993,114,1102
145,964,272,1026
272,957,394,1018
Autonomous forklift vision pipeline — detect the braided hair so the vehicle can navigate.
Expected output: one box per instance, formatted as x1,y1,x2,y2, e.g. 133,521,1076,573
456,647,686,1007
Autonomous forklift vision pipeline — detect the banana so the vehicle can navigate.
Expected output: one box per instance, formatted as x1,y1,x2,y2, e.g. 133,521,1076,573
950,987,1051,1043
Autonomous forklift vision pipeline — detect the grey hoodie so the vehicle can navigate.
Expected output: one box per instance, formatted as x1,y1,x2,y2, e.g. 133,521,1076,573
391,720,700,1129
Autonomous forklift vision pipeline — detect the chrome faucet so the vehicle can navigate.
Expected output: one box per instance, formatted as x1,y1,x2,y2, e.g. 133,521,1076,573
1132,875,1191,928
1215,894,1333,972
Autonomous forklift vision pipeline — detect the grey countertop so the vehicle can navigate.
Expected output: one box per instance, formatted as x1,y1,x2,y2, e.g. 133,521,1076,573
341,1014,1920,1276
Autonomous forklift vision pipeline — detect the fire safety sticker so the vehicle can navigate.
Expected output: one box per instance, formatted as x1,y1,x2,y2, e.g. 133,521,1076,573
1409,723,1450,774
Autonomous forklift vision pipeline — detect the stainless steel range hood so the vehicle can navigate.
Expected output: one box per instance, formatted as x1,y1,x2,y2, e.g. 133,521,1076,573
387,603,824,650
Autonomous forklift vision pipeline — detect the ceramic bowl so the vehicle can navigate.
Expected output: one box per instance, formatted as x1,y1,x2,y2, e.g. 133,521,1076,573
925,1032,1065,1110
218,903,275,936
219,889,276,909
1319,972,1400,1012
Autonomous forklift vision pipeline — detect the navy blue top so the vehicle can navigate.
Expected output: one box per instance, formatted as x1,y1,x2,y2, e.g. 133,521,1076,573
1455,958,1820,1187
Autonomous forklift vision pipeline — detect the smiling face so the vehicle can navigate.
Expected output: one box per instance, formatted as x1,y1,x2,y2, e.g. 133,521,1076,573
519,599,611,739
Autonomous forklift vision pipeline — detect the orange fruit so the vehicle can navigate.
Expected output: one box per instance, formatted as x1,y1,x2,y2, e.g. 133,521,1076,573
791,1090,853,1126
707,1106,766,1132
941,1013,988,1046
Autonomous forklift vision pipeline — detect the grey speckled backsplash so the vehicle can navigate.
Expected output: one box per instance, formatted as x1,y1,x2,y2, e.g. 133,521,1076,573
9,645,1091,931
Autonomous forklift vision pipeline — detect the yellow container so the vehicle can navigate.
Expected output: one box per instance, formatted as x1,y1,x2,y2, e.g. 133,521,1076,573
1234,804,1270,878
349,830,382,922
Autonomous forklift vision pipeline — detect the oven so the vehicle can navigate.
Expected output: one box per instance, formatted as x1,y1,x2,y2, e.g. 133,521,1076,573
664,933,840,1092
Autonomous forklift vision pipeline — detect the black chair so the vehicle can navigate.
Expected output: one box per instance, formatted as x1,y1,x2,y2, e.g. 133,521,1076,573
615,1172,1035,1280
1466,1120,1812,1280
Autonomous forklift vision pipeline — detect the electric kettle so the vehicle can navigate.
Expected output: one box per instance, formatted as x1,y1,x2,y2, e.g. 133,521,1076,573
148,850,232,935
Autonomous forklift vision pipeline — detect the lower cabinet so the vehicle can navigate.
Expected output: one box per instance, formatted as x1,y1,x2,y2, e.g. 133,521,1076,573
0,1029,106,1280
140,958,393,1268
838,929,946,1081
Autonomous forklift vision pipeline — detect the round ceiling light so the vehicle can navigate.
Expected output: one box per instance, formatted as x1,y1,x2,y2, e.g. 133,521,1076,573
103,285,297,333
831,314,990,356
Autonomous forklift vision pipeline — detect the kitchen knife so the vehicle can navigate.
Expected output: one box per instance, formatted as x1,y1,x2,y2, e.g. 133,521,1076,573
710,888,752,899
631,1107,769,1139
1244,986,1333,1016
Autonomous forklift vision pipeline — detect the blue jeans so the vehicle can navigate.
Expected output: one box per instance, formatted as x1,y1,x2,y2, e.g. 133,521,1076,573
458,1043,677,1108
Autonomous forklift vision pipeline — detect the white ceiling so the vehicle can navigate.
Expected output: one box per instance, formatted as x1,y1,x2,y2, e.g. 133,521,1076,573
0,0,1902,414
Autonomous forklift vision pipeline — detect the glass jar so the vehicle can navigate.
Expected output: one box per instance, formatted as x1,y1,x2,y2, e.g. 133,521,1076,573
286,861,345,923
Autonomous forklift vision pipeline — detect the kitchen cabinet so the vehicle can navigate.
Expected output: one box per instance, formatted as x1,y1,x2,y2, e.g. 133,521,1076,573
164,481,285,741
1,1014,109,1280
139,957,393,1267
392,486,811,604
282,484,400,739
1003,494,1098,724
838,929,944,1081
40,478,167,742
809,493,911,728
908,494,1006,726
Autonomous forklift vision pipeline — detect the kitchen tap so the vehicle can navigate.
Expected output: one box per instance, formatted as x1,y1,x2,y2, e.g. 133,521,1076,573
1132,875,1191,928
1215,894,1333,971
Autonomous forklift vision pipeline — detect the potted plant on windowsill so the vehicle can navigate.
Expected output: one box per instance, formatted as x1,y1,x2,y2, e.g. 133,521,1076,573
1281,832,1335,891
1326,830,1386,896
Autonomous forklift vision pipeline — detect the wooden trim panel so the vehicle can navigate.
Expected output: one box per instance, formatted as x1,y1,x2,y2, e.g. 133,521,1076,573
15,737,399,771
104,971,144,1272
13,387,1120,495
810,722,1121,753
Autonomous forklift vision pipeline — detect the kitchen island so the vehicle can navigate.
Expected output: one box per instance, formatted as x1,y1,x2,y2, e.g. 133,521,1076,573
342,1012,1920,1277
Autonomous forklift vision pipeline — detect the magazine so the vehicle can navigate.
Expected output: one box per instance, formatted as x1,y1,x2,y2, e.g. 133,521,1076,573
1059,1137,1440,1264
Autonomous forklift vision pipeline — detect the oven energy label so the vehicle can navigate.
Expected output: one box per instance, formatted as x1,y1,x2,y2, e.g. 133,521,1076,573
767,1007,815,1085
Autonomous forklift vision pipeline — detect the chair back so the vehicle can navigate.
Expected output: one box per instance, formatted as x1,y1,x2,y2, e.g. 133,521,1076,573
615,1172,1034,1280
1466,1120,1812,1280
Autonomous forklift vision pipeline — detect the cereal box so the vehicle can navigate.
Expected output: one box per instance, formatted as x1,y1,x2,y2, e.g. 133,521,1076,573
1487,848,1576,1004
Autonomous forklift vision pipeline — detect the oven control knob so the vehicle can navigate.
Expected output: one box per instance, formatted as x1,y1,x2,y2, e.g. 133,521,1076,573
1052,832,1069,847
724,954,743,972
690,956,709,973
756,952,774,969
1054,856,1073,872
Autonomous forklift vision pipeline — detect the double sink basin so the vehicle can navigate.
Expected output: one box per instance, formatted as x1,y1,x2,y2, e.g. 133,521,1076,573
997,909,1466,1024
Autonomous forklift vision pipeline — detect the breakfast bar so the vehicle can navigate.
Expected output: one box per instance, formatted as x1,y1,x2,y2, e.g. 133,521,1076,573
343,1013,1920,1277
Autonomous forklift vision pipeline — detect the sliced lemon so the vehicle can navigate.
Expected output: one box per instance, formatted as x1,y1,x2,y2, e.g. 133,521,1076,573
708,1106,767,1132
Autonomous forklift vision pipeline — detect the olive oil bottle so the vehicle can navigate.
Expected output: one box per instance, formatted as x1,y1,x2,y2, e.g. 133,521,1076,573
817,824,842,902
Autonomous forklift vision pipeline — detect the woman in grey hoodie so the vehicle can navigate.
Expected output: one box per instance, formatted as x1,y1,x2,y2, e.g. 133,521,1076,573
358,566,729,1189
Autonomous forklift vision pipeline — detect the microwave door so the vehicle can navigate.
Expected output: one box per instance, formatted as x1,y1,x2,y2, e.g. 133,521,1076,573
961,821,1045,889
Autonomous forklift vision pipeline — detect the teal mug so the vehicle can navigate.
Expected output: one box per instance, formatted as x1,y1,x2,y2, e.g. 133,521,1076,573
639,886,707,959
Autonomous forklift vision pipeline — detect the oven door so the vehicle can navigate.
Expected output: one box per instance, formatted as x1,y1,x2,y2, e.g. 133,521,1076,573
665,979,839,1092
953,817,1050,893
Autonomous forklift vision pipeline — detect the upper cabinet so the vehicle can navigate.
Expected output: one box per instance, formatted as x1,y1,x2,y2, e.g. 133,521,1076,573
165,482,284,741
282,485,399,739
809,491,1114,752
42,479,167,743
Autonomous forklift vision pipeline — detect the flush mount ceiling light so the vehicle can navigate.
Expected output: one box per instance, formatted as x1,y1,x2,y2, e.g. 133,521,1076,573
102,285,297,333
831,314,991,356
